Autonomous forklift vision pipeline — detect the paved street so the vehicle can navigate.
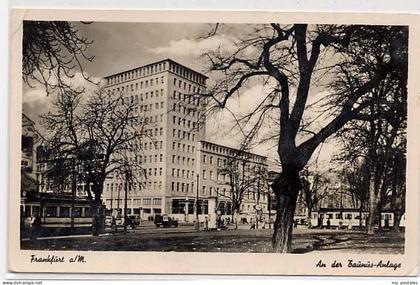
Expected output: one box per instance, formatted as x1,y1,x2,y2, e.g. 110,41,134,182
21,224,404,254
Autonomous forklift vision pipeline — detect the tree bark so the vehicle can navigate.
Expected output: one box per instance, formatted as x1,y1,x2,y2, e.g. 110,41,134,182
91,181,105,236
367,183,379,234
271,169,300,253
392,211,402,233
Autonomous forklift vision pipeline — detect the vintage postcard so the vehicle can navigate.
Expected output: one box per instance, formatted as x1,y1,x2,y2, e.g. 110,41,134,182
8,9,420,275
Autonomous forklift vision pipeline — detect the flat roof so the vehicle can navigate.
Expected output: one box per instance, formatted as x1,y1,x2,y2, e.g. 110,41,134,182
104,58,208,80
199,140,267,161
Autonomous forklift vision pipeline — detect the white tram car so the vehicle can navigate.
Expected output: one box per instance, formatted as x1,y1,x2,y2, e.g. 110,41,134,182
310,208,406,229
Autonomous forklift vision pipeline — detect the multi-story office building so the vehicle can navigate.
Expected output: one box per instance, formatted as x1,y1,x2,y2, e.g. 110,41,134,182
101,59,268,221
197,141,269,219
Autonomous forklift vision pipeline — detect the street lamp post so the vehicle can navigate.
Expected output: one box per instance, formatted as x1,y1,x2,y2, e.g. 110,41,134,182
196,173,199,231
256,177,260,229
124,169,130,233
110,184,113,215
71,160,76,235
267,180,272,229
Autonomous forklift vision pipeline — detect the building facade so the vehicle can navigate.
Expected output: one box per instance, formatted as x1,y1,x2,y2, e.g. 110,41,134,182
101,59,268,221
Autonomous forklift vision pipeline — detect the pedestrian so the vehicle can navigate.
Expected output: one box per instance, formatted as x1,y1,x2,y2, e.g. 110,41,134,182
327,218,331,229
28,214,40,241
250,218,256,229
204,216,209,231
261,219,266,229
111,216,117,234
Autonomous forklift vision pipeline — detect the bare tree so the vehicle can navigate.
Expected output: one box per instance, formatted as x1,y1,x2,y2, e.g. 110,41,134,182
334,43,407,234
340,160,370,228
301,169,330,226
201,24,408,252
216,154,266,228
42,88,149,235
23,21,94,94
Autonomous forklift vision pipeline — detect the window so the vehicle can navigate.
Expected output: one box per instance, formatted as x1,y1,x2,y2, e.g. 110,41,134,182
59,207,70,217
45,206,57,217
203,170,207,179
153,198,162,205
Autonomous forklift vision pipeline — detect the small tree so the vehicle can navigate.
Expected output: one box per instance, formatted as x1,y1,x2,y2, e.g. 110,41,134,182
42,88,148,235
301,169,331,226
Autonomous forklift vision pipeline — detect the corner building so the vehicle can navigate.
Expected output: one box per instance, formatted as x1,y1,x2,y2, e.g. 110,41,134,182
102,59,268,221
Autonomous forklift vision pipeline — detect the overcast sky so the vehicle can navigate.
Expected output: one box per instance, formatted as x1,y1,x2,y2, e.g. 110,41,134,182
23,22,339,171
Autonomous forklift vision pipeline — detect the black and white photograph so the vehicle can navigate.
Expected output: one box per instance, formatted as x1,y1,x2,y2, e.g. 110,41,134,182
9,10,419,275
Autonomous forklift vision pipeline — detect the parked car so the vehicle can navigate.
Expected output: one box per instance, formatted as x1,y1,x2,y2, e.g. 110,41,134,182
154,214,178,228
126,214,140,228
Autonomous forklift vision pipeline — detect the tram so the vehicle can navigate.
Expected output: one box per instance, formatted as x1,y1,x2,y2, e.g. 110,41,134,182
21,190,96,237
310,207,406,229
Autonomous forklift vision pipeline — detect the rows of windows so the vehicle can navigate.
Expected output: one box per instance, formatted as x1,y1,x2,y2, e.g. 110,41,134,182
106,60,206,87
109,85,165,100
139,101,165,112
201,142,267,164
199,185,267,202
106,198,162,207
106,182,141,193
106,181,163,192
107,89,165,106
171,199,209,214
171,155,195,167
140,154,164,164
107,62,166,85
170,62,206,85
171,168,195,179
42,206,91,218
202,154,263,173
139,127,163,138
173,79,201,94
172,103,200,118
201,169,229,182
140,141,164,151
146,167,164,177
172,128,196,142
172,141,195,153
171,181,195,193
172,91,201,105
140,113,164,124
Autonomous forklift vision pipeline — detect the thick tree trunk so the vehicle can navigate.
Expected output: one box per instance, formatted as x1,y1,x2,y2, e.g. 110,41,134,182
392,211,402,233
232,207,239,229
91,181,105,236
367,190,379,234
307,207,312,229
91,203,103,236
271,169,300,253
